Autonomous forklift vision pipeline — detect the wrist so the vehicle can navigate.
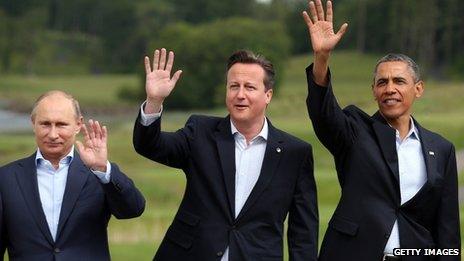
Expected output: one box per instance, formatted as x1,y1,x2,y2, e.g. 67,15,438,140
145,98,163,114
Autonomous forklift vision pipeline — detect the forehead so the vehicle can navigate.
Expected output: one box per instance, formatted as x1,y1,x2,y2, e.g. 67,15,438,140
35,95,76,121
227,63,265,83
375,61,414,80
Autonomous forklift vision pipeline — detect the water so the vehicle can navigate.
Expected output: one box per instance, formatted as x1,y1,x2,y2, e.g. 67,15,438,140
0,110,31,133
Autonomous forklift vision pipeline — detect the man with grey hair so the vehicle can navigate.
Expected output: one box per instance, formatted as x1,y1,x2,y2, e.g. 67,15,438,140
302,0,460,260
0,90,145,261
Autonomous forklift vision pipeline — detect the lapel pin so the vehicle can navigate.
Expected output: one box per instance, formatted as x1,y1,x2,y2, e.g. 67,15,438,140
428,151,435,156
276,147,282,153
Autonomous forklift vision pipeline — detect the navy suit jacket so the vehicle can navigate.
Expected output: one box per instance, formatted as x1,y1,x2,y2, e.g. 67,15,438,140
0,152,145,261
133,114,318,261
306,65,460,261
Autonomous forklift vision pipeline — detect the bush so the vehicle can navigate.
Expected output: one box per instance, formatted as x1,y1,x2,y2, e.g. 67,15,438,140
144,17,290,109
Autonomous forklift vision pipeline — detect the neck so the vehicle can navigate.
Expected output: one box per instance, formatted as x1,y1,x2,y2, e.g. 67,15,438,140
232,117,265,144
384,115,411,140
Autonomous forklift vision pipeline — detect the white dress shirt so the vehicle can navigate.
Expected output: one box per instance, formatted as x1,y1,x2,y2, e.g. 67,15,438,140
139,103,268,261
35,146,111,241
384,118,427,254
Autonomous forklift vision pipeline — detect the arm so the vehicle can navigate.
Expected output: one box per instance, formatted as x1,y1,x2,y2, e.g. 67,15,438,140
76,119,145,218
302,0,347,86
287,146,318,261
435,145,461,260
303,0,357,163
133,48,193,168
101,163,145,219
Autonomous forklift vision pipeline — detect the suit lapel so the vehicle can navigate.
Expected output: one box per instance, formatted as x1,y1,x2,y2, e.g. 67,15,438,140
371,112,400,182
214,117,236,220
56,153,89,239
15,153,55,245
415,120,438,185
235,121,283,221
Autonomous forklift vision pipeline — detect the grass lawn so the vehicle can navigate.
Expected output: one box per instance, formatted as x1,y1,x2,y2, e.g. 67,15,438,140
0,51,463,259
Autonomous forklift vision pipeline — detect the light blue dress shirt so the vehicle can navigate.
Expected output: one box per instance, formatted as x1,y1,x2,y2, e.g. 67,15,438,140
384,118,427,254
35,146,111,241
139,102,269,261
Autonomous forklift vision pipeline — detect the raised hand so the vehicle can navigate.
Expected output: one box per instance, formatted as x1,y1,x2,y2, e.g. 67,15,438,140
76,119,108,172
302,0,347,54
144,48,182,114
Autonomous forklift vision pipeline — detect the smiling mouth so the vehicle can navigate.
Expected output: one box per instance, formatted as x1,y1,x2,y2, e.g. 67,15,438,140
383,98,401,105
45,142,62,147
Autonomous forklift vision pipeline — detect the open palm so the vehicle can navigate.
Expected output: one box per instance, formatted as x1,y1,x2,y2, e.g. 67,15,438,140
302,0,347,53
145,48,182,102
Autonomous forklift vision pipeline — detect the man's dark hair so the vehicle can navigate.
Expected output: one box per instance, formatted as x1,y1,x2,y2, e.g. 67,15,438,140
226,50,275,91
374,53,421,83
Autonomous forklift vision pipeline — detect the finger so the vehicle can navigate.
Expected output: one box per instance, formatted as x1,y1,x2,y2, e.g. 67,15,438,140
309,1,318,22
144,56,151,74
171,70,183,85
326,0,333,23
153,49,160,70
165,51,174,74
94,120,102,142
302,11,314,27
102,126,108,144
336,23,348,38
159,48,167,70
315,0,325,21
88,119,96,142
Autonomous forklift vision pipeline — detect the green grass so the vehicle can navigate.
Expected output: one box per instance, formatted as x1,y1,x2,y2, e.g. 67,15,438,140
0,51,463,259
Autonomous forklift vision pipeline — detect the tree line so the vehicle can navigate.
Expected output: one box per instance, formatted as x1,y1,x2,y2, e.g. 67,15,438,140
1,0,463,108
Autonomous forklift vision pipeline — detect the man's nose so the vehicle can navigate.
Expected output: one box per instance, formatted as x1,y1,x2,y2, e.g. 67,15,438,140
385,82,397,94
48,125,59,139
237,87,245,99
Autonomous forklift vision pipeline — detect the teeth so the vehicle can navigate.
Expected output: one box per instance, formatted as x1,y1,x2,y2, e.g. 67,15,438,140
384,99,398,105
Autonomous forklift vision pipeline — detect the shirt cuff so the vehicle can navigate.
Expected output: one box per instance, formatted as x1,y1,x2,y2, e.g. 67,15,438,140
139,101,163,126
91,161,112,184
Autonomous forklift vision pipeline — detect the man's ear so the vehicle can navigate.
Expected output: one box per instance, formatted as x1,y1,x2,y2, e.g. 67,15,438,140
76,116,84,134
415,81,424,98
266,89,273,104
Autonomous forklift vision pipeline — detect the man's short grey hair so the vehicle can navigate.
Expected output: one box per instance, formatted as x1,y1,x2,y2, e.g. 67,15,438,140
31,90,82,121
374,53,421,83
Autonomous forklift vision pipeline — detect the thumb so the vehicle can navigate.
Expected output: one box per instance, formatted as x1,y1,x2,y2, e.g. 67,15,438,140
336,23,348,39
75,140,84,154
171,70,183,85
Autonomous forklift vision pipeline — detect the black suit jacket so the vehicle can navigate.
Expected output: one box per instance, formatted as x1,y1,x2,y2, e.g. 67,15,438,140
133,113,318,261
306,65,460,261
0,152,145,261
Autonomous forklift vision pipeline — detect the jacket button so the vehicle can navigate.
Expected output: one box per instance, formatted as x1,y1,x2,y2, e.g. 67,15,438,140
384,233,390,239
54,248,61,253
216,251,223,257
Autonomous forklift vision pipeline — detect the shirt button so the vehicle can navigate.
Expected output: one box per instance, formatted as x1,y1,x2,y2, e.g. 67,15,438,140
54,248,61,253
216,251,223,257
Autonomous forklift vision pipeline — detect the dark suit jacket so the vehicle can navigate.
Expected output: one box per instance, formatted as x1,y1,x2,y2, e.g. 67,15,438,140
133,113,318,261
0,152,145,261
306,65,461,261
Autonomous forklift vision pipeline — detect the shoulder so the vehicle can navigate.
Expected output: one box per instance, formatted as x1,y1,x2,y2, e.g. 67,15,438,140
271,127,312,152
419,126,454,150
186,114,227,130
0,155,33,178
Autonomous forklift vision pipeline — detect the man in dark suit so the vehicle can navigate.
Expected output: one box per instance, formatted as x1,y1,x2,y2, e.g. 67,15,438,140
0,90,145,261
302,1,460,260
133,48,318,260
